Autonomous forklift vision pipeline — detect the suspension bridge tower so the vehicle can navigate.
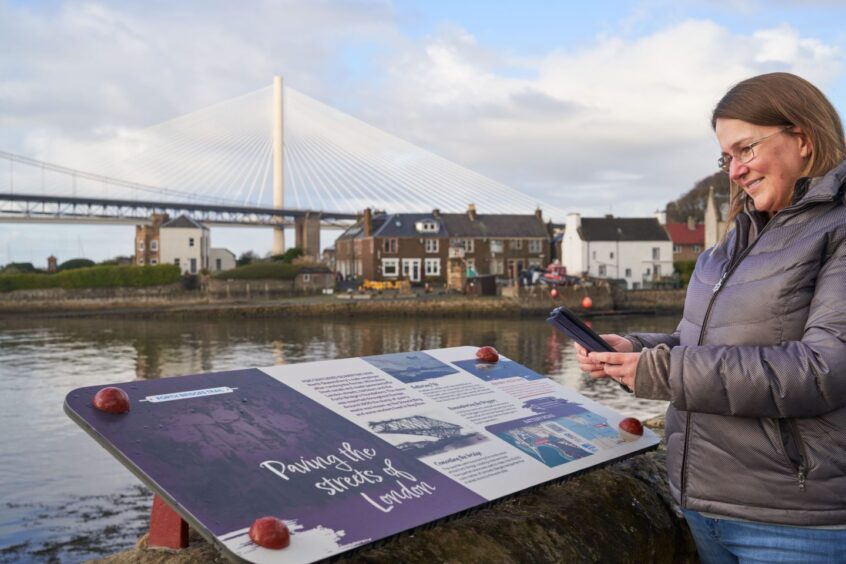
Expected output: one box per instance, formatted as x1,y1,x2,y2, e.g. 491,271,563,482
272,75,285,255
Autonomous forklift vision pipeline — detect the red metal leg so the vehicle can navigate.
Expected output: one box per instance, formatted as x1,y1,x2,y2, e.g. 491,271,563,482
148,494,189,549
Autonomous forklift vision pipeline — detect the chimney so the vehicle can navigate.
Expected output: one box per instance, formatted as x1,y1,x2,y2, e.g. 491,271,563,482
363,208,372,237
47,255,58,273
432,208,440,219
654,209,667,225
534,208,543,221
687,216,696,230
566,212,581,230
467,203,477,222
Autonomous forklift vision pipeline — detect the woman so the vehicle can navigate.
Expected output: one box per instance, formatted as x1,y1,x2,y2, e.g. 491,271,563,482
577,72,846,562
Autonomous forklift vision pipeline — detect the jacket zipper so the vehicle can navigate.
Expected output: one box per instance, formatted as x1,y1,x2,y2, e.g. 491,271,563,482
787,420,809,491
680,212,778,504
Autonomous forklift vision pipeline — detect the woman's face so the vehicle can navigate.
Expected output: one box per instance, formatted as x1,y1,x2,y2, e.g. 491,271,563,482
715,118,811,214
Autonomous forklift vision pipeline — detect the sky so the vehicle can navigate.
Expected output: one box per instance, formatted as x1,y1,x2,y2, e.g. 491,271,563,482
2,0,846,265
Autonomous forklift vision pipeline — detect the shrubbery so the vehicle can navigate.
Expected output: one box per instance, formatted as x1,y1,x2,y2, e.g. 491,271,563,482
211,262,300,280
0,264,181,293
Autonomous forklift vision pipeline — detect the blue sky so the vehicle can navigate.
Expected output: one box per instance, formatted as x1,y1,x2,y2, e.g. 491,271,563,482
1,0,845,264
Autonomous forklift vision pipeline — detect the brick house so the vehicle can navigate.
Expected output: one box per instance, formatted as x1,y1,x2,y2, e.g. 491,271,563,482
665,217,705,263
335,205,550,283
134,213,170,266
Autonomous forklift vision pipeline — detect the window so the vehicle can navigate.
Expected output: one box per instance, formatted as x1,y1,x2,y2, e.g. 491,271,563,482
645,268,651,276
424,258,441,276
382,258,399,277
511,239,523,250
625,268,632,277
215,258,222,271
528,258,542,267
150,259,158,265
693,245,701,252
592,250,597,259
490,240,503,253
425,239,439,253
673,244,681,254
490,259,504,275
137,240,145,251
451,239,474,253
190,258,197,273
416,220,438,233
174,258,180,267
150,240,158,252
302,273,311,282
383,238,398,253
610,251,615,259
189,238,195,247
652,247,660,260
137,257,144,265
598,265,606,276
528,239,542,253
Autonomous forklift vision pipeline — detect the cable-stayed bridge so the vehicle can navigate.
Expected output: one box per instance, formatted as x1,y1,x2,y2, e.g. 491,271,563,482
0,78,567,254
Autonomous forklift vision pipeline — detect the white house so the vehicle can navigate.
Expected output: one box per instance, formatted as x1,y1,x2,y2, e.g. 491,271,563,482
209,248,236,273
159,216,210,275
562,213,673,289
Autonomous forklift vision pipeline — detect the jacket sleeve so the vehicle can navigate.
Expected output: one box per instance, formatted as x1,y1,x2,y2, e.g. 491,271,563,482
669,238,846,418
626,328,681,351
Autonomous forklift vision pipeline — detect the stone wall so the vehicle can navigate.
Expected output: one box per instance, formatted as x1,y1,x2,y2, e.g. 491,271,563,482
612,287,687,312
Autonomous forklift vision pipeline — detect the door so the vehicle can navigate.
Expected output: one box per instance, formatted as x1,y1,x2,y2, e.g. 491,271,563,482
402,259,421,282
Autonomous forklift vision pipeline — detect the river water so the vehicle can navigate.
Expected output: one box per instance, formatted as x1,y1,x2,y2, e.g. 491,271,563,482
0,312,678,562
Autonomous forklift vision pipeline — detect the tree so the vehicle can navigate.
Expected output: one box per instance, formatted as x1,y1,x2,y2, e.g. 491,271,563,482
237,251,258,267
271,248,304,263
666,171,730,223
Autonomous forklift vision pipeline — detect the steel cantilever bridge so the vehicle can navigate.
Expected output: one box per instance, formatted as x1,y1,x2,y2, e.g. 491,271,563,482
0,79,567,248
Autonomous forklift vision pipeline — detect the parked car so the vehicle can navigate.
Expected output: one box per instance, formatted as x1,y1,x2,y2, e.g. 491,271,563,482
541,263,579,286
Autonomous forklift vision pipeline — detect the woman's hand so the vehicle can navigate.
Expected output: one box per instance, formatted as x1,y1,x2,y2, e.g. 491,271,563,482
587,350,640,391
574,334,638,389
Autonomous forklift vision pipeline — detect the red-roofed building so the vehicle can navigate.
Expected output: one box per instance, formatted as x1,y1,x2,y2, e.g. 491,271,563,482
666,217,705,262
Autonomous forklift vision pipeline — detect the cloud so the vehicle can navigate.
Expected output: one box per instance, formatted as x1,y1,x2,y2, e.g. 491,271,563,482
0,3,843,261
355,19,842,217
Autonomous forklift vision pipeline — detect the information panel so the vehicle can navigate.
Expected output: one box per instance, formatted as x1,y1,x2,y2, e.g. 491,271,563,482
65,346,659,563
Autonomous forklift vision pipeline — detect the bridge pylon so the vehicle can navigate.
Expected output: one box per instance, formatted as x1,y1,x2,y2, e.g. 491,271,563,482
272,75,286,255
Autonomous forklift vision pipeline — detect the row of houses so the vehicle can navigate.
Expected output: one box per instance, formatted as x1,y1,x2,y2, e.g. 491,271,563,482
129,196,715,287
335,204,708,289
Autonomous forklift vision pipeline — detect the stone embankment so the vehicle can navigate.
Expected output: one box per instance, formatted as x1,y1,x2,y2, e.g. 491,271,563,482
0,284,685,317
96,418,697,564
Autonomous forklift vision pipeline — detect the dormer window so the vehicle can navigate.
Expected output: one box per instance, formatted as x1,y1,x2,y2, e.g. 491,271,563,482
415,220,438,234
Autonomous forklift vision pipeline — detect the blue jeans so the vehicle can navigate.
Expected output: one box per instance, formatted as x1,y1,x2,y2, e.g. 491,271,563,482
683,509,846,564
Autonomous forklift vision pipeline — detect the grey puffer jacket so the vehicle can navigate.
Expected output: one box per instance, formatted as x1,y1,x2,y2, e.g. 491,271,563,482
630,159,846,526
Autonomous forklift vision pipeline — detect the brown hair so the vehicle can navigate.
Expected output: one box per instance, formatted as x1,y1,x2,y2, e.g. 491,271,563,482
711,72,846,225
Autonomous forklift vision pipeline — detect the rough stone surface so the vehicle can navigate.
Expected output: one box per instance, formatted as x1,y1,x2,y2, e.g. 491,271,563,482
95,419,697,564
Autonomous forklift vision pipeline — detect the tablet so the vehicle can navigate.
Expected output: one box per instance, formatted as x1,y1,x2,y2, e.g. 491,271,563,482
546,306,614,353
546,306,632,393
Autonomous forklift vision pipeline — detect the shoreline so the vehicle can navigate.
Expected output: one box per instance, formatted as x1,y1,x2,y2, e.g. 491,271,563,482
0,284,686,319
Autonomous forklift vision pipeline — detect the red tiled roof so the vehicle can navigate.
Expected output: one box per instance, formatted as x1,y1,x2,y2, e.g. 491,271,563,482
665,223,704,245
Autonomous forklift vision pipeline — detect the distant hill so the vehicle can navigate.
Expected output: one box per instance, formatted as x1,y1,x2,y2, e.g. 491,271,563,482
666,171,730,223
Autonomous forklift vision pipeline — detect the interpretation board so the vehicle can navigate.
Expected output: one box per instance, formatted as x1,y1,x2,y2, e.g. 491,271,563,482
65,346,659,563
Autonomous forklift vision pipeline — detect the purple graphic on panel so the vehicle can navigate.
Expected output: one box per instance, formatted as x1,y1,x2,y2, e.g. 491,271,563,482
64,369,485,546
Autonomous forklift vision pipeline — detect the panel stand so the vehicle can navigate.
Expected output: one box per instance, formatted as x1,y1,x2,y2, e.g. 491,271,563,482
148,495,189,549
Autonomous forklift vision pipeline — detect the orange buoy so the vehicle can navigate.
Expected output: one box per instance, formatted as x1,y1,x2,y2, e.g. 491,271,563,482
581,296,593,309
